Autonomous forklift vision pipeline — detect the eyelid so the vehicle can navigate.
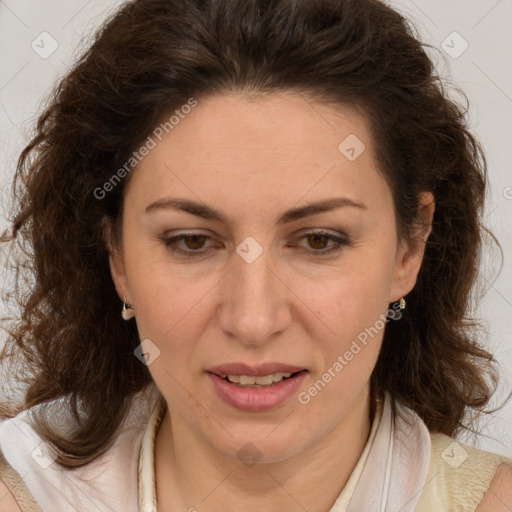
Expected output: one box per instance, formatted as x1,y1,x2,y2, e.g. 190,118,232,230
292,228,348,240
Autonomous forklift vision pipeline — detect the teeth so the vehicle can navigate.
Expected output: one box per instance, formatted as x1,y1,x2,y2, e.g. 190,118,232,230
219,372,293,386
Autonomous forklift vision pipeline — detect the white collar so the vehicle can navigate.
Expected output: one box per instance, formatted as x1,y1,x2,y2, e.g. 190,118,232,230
136,391,430,512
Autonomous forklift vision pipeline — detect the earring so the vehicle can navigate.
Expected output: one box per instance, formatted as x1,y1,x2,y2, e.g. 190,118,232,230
121,297,135,320
399,297,406,310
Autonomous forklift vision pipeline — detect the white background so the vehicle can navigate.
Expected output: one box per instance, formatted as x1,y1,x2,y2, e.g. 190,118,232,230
0,0,511,456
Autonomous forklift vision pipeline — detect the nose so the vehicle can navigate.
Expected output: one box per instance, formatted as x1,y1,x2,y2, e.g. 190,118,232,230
217,243,292,346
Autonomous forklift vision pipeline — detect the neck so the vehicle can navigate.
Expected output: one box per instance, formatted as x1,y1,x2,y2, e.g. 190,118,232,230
154,385,375,512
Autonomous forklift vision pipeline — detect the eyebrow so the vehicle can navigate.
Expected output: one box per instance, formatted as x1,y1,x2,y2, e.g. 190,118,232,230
144,196,367,224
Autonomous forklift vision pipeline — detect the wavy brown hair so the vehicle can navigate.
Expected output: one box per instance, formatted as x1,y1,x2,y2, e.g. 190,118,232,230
0,0,505,468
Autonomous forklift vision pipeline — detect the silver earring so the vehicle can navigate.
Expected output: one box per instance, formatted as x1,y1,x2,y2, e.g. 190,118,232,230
122,297,135,320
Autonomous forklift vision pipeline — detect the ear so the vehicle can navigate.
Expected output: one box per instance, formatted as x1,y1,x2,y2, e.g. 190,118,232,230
102,217,131,304
389,192,435,302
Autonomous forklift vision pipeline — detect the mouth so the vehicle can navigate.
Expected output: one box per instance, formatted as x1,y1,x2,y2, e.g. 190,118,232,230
206,364,308,411
217,371,301,388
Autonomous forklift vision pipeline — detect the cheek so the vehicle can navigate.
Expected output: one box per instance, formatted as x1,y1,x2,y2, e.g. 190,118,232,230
123,250,225,375
297,253,396,336
128,266,211,340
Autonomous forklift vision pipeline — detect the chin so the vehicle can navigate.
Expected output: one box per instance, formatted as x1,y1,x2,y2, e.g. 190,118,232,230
208,428,307,466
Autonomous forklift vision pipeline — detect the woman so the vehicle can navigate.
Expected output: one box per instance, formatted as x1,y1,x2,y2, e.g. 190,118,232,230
1,0,511,510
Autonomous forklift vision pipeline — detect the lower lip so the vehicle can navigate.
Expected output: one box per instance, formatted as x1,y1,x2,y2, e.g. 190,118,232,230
206,371,308,412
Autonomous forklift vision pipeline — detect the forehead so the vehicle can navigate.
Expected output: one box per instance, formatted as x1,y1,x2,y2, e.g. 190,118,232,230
151,92,373,161
124,92,390,216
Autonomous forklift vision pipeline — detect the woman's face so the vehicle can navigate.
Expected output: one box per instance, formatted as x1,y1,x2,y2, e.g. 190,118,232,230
109,92,431,463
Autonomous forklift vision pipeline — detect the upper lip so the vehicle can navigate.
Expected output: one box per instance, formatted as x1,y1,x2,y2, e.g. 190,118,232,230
207,363,306,376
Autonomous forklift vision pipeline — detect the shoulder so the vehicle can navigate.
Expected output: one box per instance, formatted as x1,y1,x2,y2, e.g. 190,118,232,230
0,477,22,512
475,462,512,511
0,448,23,512
0,449,39,512
416,432,512,512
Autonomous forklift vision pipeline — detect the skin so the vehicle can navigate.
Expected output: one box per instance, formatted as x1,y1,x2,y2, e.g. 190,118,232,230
108,91,435,511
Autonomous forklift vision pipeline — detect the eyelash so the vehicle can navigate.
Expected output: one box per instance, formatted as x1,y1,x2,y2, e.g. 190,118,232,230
161,231,349,258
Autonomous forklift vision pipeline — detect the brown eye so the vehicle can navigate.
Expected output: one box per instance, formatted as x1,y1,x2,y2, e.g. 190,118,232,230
182,234,208,250
292,230,349,257
306,233,330,250
161,232,216,257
